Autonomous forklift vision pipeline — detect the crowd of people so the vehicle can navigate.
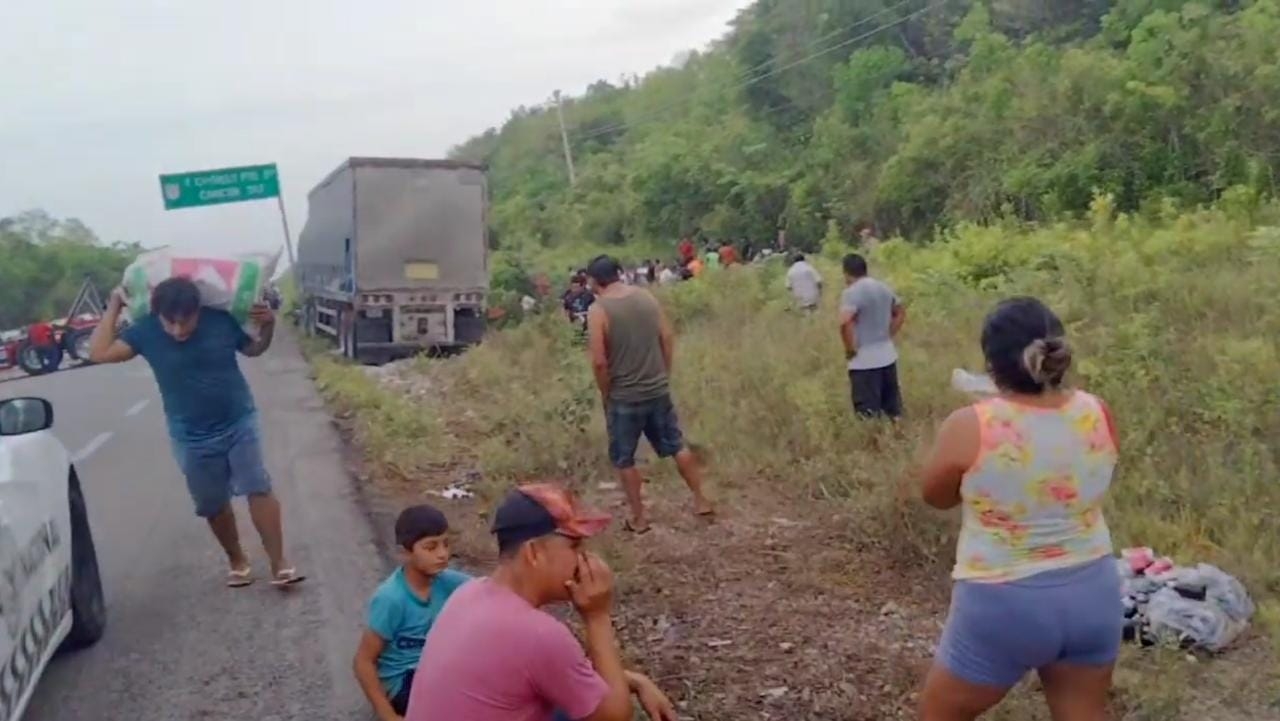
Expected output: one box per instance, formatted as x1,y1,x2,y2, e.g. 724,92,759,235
97,241,1120,721
547,237,778,333
549,228,884,325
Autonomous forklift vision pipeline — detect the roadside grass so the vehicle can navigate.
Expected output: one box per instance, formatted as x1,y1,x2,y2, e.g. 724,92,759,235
307,201,1280,719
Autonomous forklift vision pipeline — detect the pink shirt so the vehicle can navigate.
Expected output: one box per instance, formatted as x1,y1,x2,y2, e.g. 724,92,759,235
405,578,608,721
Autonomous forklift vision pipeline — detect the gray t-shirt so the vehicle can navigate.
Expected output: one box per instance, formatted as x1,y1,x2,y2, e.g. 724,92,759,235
840,277,899,371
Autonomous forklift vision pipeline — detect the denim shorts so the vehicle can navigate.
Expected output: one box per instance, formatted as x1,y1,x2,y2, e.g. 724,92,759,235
936,555,1123,688
605,394,685,469
170,414,273,518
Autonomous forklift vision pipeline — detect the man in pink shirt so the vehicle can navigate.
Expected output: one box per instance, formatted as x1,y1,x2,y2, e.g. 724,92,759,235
405,484,677,721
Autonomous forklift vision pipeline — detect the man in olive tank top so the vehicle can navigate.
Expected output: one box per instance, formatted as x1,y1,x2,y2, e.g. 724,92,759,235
585,256,713,533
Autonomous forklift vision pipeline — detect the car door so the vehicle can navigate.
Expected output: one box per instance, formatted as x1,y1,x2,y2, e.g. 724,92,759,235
0,427,71,721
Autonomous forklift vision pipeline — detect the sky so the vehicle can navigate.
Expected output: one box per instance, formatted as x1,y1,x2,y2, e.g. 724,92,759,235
0,0,752,257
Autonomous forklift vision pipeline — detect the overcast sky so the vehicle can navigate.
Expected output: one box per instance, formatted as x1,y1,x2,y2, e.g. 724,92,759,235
0,0,751,257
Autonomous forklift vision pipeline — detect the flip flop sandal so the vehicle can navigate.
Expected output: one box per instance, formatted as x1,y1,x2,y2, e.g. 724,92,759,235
623,520,652,535
227,567,254,588
271,568,307,588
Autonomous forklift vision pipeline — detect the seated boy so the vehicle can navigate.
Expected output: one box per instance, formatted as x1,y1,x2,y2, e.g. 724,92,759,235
354,505,471,721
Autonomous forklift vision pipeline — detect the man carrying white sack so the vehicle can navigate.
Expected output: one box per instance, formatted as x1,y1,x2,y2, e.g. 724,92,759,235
89,276,305,589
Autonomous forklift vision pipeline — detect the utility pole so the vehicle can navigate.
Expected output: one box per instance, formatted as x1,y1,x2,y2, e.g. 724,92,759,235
553,90,577,187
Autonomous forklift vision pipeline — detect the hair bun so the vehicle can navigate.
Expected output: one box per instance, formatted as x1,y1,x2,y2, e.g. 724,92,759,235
1022,336,1072,388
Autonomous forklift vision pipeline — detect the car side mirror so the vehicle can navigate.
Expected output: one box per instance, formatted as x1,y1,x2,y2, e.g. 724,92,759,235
0,397,54,436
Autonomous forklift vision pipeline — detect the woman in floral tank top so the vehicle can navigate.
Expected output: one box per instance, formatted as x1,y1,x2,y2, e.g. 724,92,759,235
918,297,1121,721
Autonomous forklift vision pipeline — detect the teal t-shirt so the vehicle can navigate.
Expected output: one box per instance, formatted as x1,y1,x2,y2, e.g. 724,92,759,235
368,567,471,696
120,308,256,442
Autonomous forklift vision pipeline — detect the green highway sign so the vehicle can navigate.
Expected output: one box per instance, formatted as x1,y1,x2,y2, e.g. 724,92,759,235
159,163,280,210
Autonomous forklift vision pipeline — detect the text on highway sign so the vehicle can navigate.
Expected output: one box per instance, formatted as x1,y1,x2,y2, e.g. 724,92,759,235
159,163,280,210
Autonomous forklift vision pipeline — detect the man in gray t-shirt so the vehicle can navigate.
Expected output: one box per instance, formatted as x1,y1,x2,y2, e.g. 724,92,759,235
839,254,906,418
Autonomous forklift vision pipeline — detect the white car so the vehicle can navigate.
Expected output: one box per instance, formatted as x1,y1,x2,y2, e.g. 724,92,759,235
0,397,105,721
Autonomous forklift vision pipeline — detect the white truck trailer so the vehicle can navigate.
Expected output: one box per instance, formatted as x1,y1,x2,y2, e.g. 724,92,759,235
296,158,489,363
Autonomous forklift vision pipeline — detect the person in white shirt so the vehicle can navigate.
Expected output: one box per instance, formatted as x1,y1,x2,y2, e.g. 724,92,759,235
785,253,823,311
658,263,680,285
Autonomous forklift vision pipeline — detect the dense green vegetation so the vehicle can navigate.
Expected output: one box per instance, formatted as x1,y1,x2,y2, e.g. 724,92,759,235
451,0,1280,267
0,210,142,329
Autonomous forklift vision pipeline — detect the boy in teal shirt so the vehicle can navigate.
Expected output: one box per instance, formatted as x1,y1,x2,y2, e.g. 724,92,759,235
354,505,471,720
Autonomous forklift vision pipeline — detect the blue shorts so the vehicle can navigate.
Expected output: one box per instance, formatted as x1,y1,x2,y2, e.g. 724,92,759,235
936,556,1123,688
605,394,684,469
170,414,273,518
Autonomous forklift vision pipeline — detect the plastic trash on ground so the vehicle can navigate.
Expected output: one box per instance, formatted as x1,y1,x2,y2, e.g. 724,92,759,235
121,247,280,334
1201,563,1256,622
430,483,474,500
1146,588,1245,652
1117,546,1254,652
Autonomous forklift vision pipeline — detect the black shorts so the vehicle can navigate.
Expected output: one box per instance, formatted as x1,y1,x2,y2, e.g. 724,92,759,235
390,670,415,715
849,364,903,419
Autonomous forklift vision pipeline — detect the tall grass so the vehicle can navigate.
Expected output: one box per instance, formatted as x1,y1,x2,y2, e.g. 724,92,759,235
315,201,1280,649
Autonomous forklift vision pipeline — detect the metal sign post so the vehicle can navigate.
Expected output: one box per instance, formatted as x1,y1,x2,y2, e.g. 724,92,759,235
274,183,298,287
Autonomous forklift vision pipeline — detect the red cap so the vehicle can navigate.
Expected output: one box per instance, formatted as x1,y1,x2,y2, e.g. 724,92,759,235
491,483,611,545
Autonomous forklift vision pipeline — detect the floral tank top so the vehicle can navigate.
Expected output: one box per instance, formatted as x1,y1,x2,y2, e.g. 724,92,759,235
953,391,1117,583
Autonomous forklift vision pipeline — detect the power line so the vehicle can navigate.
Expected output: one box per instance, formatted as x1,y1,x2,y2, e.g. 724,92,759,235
539,0,912,140
722,0,919,90
540,0,906,135
734,1,945,95
573,0,944,142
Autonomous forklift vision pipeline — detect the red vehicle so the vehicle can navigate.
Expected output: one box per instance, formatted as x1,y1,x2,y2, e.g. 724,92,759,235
0,334,19,372
6,280,107,377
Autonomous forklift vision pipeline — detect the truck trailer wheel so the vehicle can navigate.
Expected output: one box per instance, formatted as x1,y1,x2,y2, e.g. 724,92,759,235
302,303,317,338
340,312,359,361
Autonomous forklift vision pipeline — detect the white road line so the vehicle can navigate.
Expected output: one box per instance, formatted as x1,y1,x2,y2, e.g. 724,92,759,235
71,432,113,464
124,399,150,417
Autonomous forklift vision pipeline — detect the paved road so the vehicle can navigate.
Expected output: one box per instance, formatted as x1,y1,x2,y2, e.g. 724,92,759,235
8,331,387,720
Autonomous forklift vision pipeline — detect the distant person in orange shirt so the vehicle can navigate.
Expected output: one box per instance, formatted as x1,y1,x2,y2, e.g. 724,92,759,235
686,257,705,278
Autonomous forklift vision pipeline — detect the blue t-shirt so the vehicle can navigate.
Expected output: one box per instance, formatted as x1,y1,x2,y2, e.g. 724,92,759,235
368,567,471,696
121,309,256,442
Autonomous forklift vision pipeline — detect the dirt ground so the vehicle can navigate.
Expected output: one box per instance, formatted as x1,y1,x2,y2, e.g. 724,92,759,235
586,485,945,721
344,424,951,721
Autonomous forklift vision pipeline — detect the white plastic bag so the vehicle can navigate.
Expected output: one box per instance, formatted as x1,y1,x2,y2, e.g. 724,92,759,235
1194,564,1255,622
1147,587,1245,651
121,247,280,332
951,369,998,396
